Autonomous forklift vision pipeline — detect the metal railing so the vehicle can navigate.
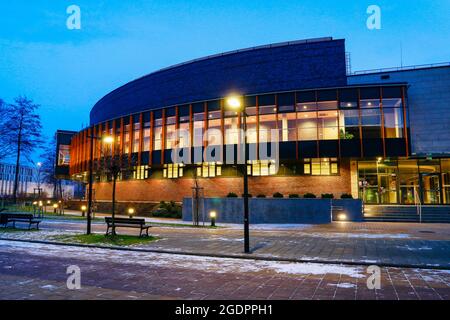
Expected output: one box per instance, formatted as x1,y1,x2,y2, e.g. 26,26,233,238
350,62,450,76
414,187,422,223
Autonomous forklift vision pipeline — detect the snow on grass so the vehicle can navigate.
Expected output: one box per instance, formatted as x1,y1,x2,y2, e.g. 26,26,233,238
0,240,365,278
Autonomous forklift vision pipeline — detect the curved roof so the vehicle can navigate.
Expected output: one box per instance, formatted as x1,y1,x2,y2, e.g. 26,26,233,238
90,37,347,125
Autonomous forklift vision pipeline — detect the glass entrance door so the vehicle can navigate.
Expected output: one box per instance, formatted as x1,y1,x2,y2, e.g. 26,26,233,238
421,174,441,205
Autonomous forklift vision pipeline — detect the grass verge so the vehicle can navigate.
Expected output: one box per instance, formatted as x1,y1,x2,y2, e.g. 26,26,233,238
53,234,160,246
0,227,39,233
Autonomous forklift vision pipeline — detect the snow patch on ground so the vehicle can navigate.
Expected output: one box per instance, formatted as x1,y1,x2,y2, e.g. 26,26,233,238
328,282,356,289
0,240,366,278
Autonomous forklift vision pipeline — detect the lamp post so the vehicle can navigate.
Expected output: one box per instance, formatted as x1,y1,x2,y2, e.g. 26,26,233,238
209,210,217,227
226,96,250,254
86,133,114,235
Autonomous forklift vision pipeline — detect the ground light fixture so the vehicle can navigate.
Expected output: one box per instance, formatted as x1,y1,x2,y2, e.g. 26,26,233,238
209,210,217,227
338,213,348,221
81,205,87,217
53,203,58,213
225,95,250,254
128,208,135,218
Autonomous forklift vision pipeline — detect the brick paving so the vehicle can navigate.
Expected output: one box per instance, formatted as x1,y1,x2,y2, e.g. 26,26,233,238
0,240,449,300
1,219,449,268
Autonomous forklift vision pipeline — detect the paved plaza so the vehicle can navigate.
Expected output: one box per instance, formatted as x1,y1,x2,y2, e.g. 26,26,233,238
1,218,450,300
1,218,450,268
0,240,449,300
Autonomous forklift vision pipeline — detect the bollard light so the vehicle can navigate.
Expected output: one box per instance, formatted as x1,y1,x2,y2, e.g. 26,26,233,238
81,205,87,217
53,203,58,214
338,213,348,221
128,208,135,218
210,211,217,227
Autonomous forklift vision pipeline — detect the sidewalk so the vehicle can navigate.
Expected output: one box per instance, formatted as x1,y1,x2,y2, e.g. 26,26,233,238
1,217,450,269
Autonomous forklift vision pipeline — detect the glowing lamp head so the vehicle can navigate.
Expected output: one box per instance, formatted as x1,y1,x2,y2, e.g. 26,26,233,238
81,205,87,211
210,211,217,219
103,136,114,144
226,96,242,110
53,204,58,209
128,208,135,215
338,213,348,221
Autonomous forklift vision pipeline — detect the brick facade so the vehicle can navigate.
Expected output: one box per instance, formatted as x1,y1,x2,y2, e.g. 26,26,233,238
93,160,351,202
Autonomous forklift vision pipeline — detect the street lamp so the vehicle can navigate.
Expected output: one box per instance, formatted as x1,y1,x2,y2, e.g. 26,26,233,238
225,95,250,254
53,203,58,214
81,205,87,217
128,208,135,218
86,134,114,235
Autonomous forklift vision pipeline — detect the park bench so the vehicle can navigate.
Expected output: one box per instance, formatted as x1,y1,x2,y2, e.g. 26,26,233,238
0,213,41,230
105,217,152,237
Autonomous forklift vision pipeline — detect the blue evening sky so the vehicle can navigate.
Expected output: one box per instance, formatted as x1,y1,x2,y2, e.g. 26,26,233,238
0,0,449,162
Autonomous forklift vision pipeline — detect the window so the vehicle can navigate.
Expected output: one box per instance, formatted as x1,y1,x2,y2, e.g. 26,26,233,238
193,112,205,147
304,158,339,176
246,107,257,144
259,95,277,143
339,110,359,139
197,163,222,178
297,112,317,141
361,108,382,139
124,124,130,154
207,110,222,145
224,112,239,145
163,163,184,179
318,110,338,140
165,116,177,149
384,108,404,138
153,118,163,151
132,121,140,153
248,160,277,176
133,165,148,180
277,112,296,142
57,145,70,166
143,120,150,152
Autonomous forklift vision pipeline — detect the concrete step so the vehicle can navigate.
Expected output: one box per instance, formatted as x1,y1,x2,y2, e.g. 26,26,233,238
364,205,450,223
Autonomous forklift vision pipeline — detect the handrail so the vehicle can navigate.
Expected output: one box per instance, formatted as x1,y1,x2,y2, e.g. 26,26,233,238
350,62,450,76
414,187,422,223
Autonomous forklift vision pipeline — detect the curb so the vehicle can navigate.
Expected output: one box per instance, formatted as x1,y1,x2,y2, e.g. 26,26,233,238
1,237,450,271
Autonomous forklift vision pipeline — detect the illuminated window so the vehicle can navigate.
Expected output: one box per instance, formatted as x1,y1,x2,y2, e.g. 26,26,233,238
193,112,204,147
132,122,140,153
297,112,317,141
143,121,150,152
196,163,222,178
124,124,130,154
248,160,277,176
153,118,163,151
224,112,239,145
163,163,184,179
207,110,222,146
318,110,338,140
133,165,148,180
304,158,339,176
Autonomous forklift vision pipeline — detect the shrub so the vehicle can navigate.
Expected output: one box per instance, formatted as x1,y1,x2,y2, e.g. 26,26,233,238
289,194,300,198
273,192,284,198
256,194,267,198
321,193,334,199
303,193,317,199
227,192,238,198
341,193,353,199
152,201,182,219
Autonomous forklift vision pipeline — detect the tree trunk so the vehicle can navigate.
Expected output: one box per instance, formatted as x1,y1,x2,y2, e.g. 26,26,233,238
12,124,23,204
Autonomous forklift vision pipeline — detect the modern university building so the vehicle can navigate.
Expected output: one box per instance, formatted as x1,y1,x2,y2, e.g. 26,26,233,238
66,37,450,207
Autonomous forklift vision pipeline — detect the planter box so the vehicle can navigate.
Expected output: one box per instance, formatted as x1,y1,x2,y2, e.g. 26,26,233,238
183,198,363,224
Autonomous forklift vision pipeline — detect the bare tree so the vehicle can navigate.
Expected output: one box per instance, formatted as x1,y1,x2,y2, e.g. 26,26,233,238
96,140,136,235
0,99,13,162
39,136,59,198
3,96,43,203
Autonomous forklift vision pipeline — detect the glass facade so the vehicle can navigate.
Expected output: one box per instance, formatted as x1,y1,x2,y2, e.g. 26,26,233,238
358,159,450,205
